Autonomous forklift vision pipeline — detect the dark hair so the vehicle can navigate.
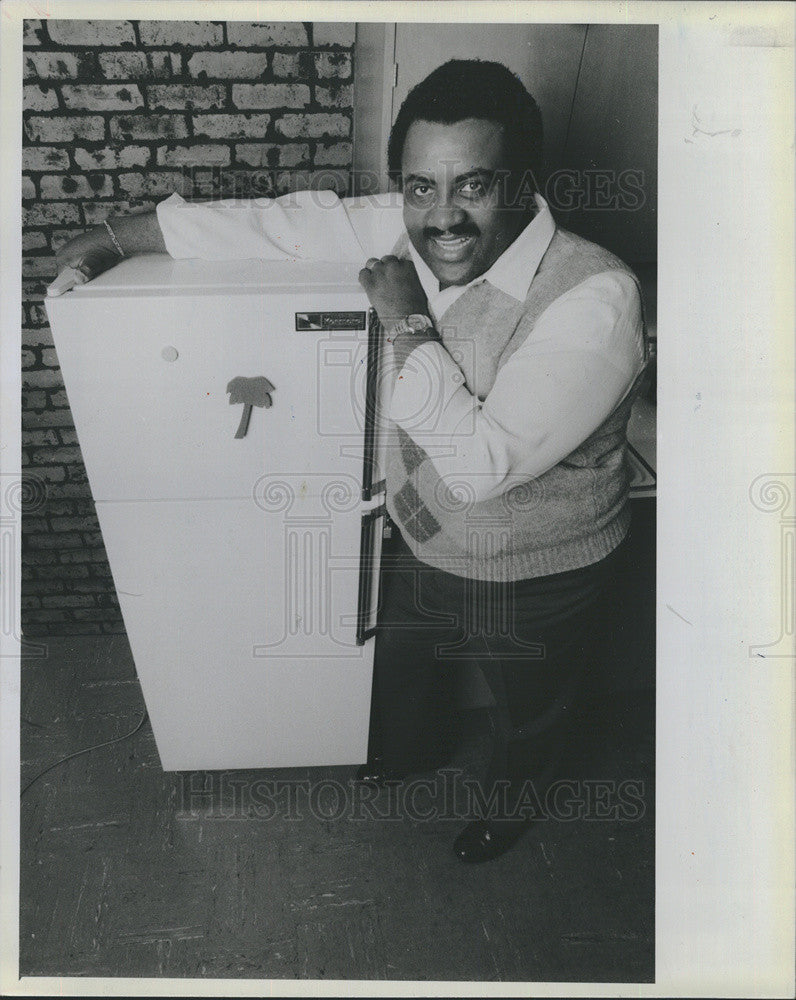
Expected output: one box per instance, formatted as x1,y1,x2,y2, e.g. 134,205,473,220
387,59,543,187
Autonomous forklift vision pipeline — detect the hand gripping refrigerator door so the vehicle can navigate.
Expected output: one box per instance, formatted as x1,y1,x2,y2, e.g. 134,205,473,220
45,255,390,771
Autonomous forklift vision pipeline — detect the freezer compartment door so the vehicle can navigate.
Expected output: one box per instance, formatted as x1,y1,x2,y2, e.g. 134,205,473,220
47,288,375,503
96,491,373,771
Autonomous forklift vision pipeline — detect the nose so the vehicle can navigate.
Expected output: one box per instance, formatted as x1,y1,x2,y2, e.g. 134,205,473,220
424,190,468,233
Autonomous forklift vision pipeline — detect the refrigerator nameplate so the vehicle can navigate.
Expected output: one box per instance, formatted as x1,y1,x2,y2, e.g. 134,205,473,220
295,311,367,331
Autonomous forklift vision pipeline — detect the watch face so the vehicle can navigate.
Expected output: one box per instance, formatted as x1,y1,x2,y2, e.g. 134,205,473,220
408,314,432,330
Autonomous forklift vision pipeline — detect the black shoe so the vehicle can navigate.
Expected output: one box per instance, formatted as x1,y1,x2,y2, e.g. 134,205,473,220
453,818,530,863
354,761,405,787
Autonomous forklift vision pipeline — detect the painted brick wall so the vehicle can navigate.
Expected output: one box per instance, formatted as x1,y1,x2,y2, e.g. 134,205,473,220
21,18,356,636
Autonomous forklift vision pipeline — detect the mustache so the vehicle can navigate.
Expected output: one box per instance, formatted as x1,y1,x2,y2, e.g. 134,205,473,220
424,224,480,239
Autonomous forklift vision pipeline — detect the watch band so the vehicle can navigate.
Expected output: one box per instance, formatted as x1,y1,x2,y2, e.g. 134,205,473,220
103,219,125,257
390,313,434,337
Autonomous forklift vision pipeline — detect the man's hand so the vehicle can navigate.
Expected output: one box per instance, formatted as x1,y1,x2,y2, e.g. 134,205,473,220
358,255,429,331
359,255,441,371
49,226,123,296
49,211,167,296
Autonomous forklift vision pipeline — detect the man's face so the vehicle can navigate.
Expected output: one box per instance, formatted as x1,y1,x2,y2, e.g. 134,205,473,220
400,117,525,290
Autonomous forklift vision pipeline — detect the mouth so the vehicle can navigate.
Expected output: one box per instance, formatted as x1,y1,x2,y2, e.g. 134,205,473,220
426,232,478,262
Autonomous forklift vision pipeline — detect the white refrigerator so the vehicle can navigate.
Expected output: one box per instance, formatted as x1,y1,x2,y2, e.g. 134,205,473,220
46,255,391,771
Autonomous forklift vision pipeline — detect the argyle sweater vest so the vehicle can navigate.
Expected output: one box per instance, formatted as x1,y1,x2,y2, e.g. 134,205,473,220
382,227,647,582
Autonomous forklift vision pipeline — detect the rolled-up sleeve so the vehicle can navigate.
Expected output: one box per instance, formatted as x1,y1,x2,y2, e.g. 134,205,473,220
387,270,646,502
155,190,406,262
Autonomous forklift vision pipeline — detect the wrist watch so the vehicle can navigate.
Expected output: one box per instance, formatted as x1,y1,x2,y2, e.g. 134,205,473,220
389,313,434,338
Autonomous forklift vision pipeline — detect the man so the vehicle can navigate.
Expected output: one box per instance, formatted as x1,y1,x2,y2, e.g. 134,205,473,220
52,60,647,863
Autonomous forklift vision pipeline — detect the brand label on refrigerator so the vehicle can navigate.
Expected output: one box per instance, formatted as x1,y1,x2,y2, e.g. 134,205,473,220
295,311,366,331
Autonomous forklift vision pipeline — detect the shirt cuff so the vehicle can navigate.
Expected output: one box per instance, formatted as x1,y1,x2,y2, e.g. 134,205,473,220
156,192,192,258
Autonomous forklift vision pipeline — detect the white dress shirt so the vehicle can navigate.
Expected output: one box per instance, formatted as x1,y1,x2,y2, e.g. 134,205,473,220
156,190,645,500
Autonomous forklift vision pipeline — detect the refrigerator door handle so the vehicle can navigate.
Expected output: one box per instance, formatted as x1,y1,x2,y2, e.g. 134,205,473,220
356,503,386,645
361,308,382,501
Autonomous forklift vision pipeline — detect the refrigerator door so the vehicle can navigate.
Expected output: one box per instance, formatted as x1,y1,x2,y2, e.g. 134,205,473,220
46,257,377,503
96,495,372,770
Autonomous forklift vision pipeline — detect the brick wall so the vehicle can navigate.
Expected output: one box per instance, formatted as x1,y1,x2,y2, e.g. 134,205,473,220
21,18,356,636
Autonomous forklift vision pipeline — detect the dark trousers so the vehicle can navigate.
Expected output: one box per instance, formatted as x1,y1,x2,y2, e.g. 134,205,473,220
369,529,624,807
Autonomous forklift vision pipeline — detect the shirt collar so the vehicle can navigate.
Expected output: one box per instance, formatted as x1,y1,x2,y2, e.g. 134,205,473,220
407,193,556,314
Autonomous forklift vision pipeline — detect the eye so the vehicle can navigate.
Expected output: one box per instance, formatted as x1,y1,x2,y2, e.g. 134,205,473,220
458,179,486,198
404,181,436,208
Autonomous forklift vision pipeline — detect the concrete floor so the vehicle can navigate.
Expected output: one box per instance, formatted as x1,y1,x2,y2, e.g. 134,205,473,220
19,634,654,984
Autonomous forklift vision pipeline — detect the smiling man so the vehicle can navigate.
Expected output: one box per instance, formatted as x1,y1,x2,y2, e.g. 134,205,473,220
52,60,647,863
402,117,523,287
353,61,647,863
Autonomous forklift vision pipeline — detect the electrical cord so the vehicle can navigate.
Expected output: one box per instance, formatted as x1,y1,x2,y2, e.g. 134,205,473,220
20,708,149,798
